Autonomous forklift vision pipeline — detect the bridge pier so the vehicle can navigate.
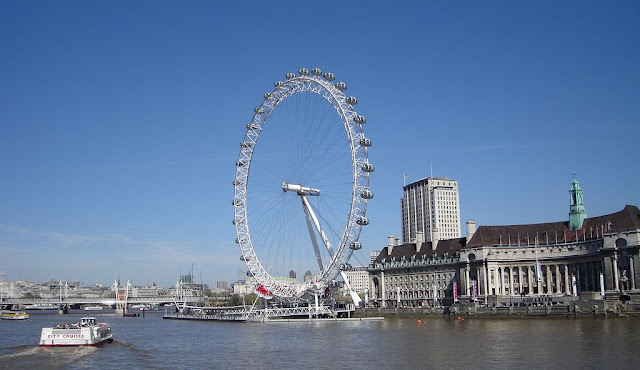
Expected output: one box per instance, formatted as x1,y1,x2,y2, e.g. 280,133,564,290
58,304,69,315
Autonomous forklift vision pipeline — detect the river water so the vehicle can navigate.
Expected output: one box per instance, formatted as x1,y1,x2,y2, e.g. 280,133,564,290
1,310,639,369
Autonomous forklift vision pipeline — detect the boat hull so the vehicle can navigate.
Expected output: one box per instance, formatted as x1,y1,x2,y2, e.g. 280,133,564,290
1,312,30,320
39,318,113,347
39,337,113,348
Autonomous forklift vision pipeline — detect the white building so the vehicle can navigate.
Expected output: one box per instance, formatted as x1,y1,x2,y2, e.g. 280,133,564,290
370,251,380,266
342,267,370,295
232,277,299,296
401,177,461,245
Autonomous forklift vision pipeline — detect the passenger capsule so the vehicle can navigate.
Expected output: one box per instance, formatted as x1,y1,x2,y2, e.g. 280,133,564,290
324,72,335,81
353,115,366,124
311,68,322,75
240,255,251,261
335,82,347,90
361,189,374,199
274,81,284,87
359,137,372,147
246,123,261,130
246,271,253,277
286,73,296,79
254,107,265,114
349,242,362,250
356,217,369,226
361,162,375,172
264,92,272,99
298,68,309,76
232,199,243,206
345,96,358,105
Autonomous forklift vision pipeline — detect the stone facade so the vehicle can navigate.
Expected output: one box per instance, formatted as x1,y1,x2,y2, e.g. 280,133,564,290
369,204,640,307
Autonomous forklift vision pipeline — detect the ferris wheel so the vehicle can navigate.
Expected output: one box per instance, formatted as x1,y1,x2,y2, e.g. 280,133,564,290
233,67,374,300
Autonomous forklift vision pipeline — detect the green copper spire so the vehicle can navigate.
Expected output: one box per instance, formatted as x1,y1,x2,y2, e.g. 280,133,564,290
569,174,587,231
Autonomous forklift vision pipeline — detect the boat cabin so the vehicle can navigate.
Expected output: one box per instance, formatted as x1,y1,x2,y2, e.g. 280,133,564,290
80,317,97,326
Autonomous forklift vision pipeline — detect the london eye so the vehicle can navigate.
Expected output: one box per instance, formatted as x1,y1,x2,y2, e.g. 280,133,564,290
233,68,373,300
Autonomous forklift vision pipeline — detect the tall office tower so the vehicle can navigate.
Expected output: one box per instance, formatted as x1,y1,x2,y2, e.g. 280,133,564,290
369,251,380,266
401,177,461,245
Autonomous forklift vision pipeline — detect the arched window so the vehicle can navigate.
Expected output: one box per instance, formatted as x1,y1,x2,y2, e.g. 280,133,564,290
616,238,628,248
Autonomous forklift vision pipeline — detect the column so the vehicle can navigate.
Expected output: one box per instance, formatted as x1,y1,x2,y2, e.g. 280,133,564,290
484,262,490,296
555,265,561,293
465,265,470,296
630,256,636,290
528,266,535,295
508,267,513,296
537,265,543,295
380,271,386,307
564,265,570,294
545,265,552,294
518,266,524,295
613,254,620,291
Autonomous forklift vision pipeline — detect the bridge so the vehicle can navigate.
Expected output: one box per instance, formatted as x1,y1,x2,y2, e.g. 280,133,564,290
1,280,202,311
1,296,201,308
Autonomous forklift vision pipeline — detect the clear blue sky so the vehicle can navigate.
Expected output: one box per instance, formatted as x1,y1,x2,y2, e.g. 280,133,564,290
1,1,638,286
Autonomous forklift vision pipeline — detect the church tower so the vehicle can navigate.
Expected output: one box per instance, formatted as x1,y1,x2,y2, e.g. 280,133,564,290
569,175,587,231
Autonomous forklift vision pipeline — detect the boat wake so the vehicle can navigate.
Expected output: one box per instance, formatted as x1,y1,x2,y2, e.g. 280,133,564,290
111,339,137,350
0,346,98,369
0,346,40,359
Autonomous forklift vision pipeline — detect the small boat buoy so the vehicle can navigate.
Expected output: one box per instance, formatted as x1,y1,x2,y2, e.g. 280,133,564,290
457,316,462,320
417,319,422,325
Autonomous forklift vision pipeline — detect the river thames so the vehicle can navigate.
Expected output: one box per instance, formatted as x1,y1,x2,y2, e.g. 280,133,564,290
1,310,639,369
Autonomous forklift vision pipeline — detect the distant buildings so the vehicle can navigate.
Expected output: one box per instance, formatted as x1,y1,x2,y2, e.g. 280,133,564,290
369,177,640,307
401,177,461,244
342,266,369,295
216,281,228,290
303,270,313,282
370,251,380,266
233,276,299,296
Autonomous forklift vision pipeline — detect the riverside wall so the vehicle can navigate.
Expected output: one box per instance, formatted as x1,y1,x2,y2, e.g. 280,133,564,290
355,300,640,319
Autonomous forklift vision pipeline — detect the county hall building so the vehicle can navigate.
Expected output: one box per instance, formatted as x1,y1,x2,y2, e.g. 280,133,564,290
367,177,640,307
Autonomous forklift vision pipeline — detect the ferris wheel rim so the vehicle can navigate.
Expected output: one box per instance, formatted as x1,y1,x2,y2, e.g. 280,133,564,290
233,68,372,299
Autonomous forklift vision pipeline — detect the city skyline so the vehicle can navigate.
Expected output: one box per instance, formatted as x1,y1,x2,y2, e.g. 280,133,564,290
1,1,638,286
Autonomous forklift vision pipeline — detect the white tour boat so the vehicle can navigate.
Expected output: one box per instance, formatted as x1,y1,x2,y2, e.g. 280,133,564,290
83,305,104,311
39,317,114,347
130,304,149,311
25,304,58,310
1,311,30,320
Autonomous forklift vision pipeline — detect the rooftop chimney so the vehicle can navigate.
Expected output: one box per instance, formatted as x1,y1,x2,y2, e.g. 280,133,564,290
466,220,477,243
387,235,394,256
416,231,424,253
432,228,439,251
